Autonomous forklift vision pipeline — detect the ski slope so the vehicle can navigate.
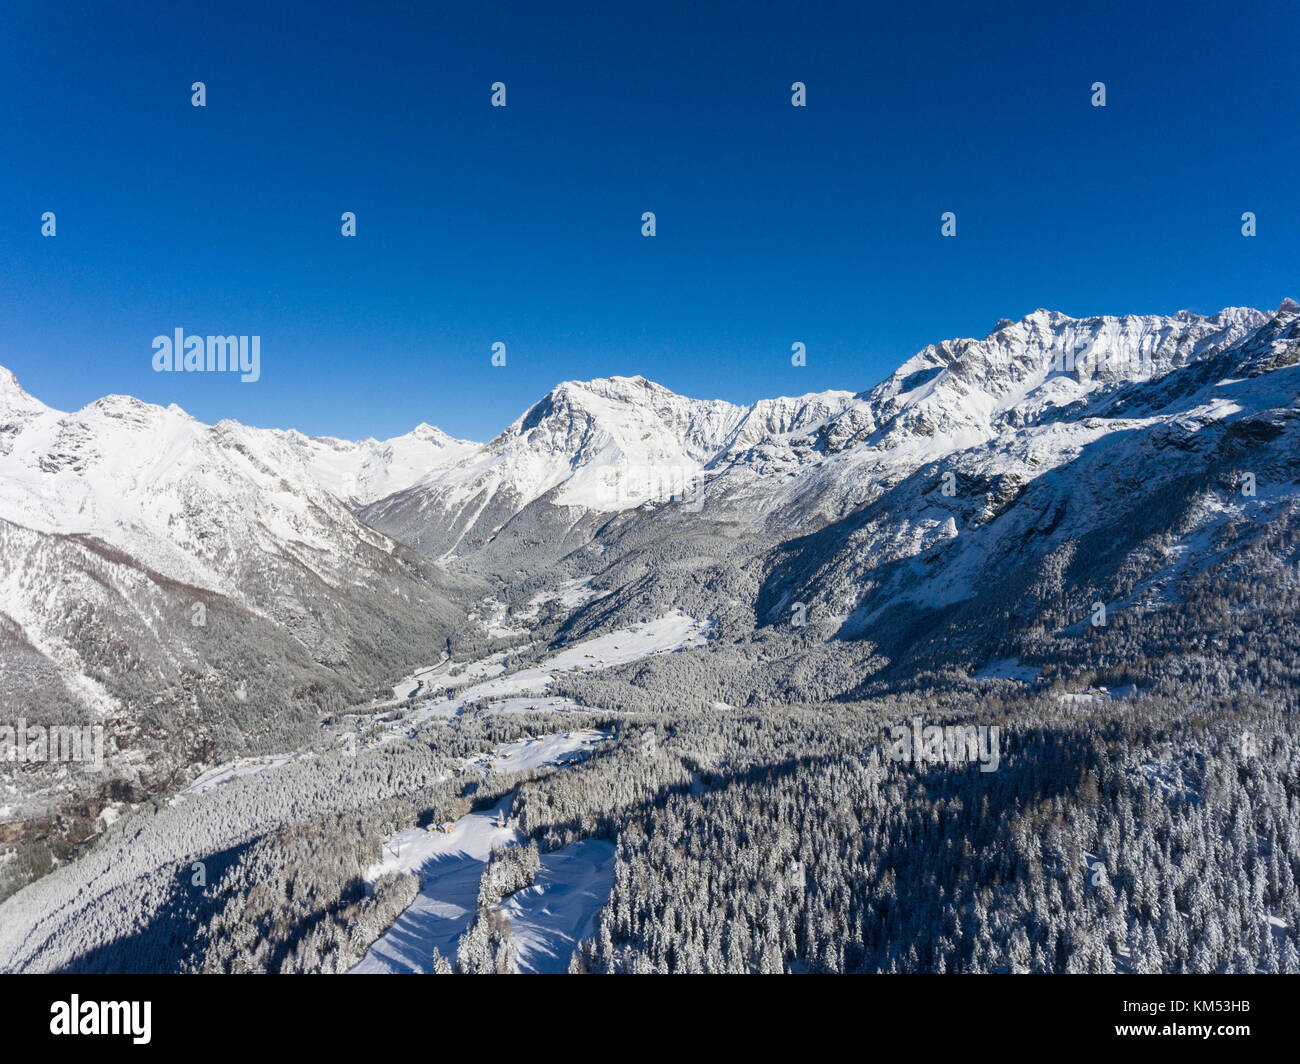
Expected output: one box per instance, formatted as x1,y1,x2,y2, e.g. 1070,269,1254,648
350,796,517,974
405,610,711,726
351,731,613,973
501,838,617,973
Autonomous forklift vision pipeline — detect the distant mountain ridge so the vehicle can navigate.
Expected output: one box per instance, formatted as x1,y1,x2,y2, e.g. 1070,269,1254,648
2,298,1298,793
0,370,480,798
359,374,857,564
357,302,1292,575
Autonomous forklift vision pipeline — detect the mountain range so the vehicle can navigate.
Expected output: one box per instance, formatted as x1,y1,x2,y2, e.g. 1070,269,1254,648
2,298,1299,800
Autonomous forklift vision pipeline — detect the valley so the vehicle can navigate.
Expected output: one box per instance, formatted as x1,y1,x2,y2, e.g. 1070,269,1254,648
2,300,1300,973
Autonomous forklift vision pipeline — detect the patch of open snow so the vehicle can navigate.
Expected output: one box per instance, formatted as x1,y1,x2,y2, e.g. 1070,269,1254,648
1057,685,1138,705
1135,760,1198,801
467,730,608,776
177,752,304,797
351,729,607,973
393,650,516,703
516,578,606,622
500,838,616,973
479,696,586,716
974,657,1041,684
350,796,516,974
405,611,710,727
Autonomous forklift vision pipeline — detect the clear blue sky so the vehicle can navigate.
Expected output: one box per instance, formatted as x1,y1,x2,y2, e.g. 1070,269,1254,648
1,0,1295,441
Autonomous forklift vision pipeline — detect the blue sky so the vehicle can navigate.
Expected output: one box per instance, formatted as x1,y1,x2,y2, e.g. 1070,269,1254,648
1,0,1295,441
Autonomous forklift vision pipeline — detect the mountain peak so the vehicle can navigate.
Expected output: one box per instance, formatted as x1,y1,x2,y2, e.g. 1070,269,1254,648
550,375,659,402
511,375,707,438
83,393,155,416
0,365,47,415
844,302,1272,453
410,421,469,444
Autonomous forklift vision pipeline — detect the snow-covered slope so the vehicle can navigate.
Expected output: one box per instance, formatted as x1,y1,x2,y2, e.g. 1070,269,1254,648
0,372,477,794
359,307,1277,582
360,375,855,564
735,301,1300,679
5,299,1297,793
0,384,430,599
245,422,479,507
819,305,1265,455
433,302,1299,687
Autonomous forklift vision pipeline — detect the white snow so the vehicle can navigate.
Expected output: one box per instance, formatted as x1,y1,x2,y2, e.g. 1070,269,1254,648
974,658,1041,684
478,696,587,716
466,730,607,776
177,753,304,797
500,838,617,973
255,423,479,507
398,611,710,728
351,730,611,974
1135,759,1197,800
97,802,124,828
370,375,857,559
508,578,607,626
350,796,517,974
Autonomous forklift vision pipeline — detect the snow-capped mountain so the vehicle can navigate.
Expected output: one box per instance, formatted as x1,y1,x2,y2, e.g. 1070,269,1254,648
359,375,856,566
819,305,1265,454
1,382,425,599
0,373,478,790
4,299,1298,801
359,304,1286,590
505,300,1299,687
248,423,480,507
744,304,1277,534
762,301,1300,634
